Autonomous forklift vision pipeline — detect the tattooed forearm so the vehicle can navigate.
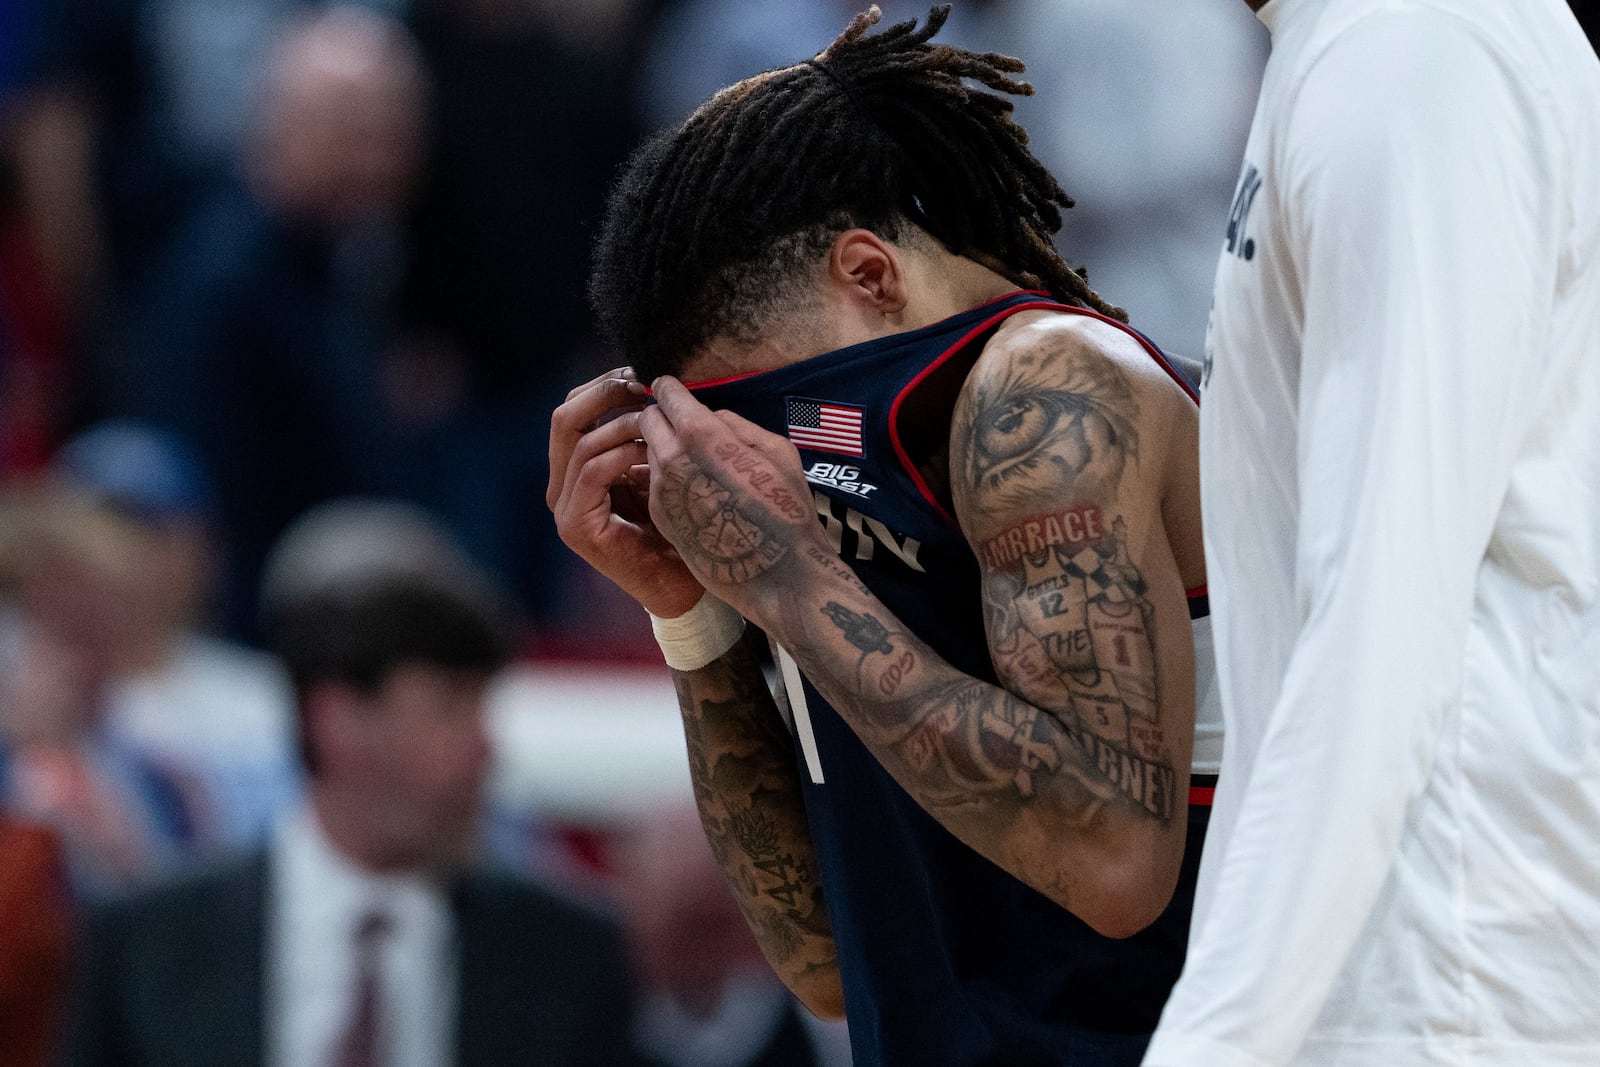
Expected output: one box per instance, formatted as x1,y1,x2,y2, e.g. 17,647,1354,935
817,562,1173,824
673,641,839,1000
900,679,1065,803
821,603,894,656
711,440,810,521
655,466,790,585
651,437,820,597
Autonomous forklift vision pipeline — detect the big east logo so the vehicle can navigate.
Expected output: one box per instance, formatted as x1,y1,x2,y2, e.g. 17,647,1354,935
804,462,879,499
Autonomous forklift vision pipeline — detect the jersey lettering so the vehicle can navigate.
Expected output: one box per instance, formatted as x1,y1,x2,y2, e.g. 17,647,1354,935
804,461,879,499
813,491,926,573
1225,160,1262,262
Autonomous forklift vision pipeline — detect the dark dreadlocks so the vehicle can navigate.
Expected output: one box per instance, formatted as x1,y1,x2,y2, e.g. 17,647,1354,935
590,5,1126,382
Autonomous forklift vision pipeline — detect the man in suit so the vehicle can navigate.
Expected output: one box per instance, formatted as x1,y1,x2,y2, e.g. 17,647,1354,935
62,502,640,1067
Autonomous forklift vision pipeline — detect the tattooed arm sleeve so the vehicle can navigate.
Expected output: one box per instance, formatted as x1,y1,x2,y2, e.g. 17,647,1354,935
640,358,1195,936
948,321,1197,925
671,638,843,1019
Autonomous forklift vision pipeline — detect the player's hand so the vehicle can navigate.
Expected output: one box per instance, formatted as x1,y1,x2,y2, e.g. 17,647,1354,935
547,368,704,618
640,376,825,624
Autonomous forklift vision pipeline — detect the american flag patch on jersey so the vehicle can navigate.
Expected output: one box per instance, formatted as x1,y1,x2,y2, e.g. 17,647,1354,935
786,398,863,457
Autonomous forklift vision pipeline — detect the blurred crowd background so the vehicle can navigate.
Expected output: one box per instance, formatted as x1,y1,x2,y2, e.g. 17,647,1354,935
0,1,1284,1063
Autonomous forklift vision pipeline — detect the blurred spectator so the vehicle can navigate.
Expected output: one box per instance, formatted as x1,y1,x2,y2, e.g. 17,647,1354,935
61,501,639,1066
165,3,429,638
9,1,429,637
636,0,973,131
970,0,1267,356
255,496,480,611
392,0,643,632
251,5,427,226
8,0,408,333
0,489,218,899
0,813,72,1067
255,497,587,877
0,423,298,898
9,0,654,641
51,420,300,843
617,805,851,1067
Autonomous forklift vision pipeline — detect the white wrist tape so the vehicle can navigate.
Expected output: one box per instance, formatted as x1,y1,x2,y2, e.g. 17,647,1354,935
649,594,746,671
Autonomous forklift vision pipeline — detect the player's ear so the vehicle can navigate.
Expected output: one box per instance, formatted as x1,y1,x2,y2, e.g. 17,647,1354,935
827,229,910,317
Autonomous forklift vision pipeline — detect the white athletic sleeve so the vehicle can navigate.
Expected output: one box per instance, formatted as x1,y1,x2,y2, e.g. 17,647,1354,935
1145,13,1556,1067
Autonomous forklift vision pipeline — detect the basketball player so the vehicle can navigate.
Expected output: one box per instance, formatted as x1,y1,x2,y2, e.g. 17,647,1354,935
1143,1,1600,1065
549,9,1219,1064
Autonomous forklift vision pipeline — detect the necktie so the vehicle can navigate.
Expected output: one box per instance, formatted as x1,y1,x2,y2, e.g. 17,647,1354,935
334,910,391,1067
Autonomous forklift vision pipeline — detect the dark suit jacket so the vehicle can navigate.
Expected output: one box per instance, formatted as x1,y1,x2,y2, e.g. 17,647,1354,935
61,852,642,1067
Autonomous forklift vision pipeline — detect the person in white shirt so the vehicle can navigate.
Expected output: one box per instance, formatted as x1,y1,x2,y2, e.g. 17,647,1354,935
50,421,301,850
1145,1,1600,1065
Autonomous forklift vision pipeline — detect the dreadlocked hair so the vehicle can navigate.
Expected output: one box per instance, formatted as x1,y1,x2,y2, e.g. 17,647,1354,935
590,5,1126,382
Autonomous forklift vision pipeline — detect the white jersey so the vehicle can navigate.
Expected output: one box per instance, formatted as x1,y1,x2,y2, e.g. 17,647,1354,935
1147,1,1600,1065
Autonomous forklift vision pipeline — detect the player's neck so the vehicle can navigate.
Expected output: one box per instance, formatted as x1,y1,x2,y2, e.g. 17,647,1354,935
901,253,1026,333
679,257,1019,383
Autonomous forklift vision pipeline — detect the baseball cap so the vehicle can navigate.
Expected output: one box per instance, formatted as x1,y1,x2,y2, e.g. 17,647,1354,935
51,420,216,525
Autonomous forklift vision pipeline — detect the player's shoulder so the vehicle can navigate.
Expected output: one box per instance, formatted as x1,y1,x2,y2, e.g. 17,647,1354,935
965,307,1194,421
948,307,1191,533
948,307,1197,525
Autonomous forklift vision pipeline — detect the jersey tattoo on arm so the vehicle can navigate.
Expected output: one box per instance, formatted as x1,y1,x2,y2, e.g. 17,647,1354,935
672,641,839,994
953,337,1176,823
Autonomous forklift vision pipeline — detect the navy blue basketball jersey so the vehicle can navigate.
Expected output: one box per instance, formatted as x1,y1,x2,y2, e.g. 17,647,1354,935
689,291,1211,1067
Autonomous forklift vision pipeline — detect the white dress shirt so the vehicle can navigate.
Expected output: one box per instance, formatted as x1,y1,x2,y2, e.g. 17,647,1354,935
109,634,300,846
269,805,457,1067
1148,0,1600,1064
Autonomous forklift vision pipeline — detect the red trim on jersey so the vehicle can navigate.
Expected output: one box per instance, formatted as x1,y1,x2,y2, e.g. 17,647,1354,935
679,367,764,391
1188,785,1216,807
1185,584,1209,600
